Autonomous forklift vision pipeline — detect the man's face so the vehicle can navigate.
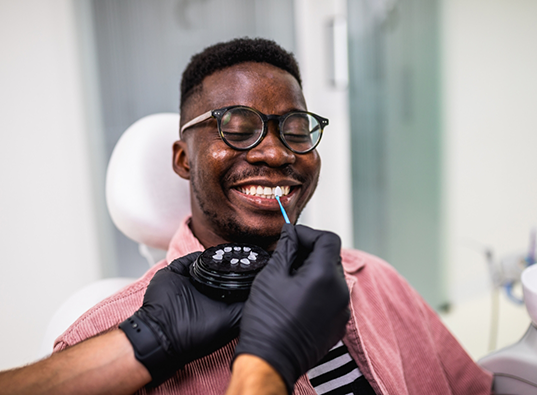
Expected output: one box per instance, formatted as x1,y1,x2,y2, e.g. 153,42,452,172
174,62,321,250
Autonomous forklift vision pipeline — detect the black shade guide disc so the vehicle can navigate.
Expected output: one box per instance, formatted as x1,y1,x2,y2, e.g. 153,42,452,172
190,243,270,302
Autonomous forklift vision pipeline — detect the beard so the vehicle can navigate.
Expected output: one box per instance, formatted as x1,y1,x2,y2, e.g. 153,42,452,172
189,166,308,251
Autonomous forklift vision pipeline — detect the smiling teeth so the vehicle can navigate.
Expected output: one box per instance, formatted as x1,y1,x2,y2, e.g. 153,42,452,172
240,185,291,199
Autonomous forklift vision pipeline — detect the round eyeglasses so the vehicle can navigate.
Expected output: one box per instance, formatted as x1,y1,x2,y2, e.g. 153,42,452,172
179,105,329,154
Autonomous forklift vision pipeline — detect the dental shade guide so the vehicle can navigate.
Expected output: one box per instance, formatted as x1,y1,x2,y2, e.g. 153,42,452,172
190,243,270,302
275,186,290,224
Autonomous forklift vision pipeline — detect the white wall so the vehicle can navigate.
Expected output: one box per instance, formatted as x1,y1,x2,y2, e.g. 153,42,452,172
440,0,537,359
0,0,101,369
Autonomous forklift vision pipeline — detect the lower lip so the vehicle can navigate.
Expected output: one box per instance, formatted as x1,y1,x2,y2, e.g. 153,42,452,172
230,189,294,211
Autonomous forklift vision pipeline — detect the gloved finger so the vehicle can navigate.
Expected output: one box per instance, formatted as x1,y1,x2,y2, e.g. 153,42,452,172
295,226,341,260
267,223,299,272
167,251,202,276
225,301,244,328
293,225,335,251
293,228,342,278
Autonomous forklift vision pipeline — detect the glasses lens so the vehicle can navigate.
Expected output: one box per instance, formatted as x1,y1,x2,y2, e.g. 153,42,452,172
219,107,263,149
281,113,322,153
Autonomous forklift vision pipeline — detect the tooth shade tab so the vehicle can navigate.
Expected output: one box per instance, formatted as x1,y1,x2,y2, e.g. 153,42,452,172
275,186,282,197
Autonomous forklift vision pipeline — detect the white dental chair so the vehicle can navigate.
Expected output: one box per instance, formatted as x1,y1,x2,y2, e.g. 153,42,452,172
38,113,191,358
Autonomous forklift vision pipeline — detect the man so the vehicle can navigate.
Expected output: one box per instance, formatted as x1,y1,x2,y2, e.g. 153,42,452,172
1,38,493,394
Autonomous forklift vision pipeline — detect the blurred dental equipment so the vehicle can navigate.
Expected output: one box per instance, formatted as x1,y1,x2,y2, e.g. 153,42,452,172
478,229,537,393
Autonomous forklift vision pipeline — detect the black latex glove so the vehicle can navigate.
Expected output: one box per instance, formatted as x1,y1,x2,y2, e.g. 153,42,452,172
119,252,243,386
234,224,350,394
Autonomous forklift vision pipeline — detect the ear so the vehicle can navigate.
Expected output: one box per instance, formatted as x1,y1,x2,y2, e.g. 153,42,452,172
173,140,191,180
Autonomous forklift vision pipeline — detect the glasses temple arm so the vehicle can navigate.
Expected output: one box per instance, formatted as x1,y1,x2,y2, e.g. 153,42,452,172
179,110,213,139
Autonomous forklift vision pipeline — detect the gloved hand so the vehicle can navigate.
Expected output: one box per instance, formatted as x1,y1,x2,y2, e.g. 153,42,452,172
119,252,243,386
234,224,350,394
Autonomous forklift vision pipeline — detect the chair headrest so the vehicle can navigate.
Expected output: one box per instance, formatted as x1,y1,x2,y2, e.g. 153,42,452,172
106,113,191,250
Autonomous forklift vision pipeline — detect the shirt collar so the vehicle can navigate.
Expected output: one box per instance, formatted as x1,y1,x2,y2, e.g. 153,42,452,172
166,216,204,263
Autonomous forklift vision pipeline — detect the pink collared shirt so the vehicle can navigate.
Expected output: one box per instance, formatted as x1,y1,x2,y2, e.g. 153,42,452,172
54,217,492,394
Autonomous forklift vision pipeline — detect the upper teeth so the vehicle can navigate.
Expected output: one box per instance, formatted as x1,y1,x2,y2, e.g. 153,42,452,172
239,185,291,199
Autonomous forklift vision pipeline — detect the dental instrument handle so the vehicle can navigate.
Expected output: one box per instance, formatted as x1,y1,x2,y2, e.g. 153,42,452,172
276,196,290,224
275,187,290,224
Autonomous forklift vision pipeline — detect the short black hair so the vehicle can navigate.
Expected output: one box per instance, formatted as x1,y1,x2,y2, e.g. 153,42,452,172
180,37,302,112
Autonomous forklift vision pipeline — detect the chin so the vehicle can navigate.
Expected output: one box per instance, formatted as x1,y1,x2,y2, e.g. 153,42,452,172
215,217,284,251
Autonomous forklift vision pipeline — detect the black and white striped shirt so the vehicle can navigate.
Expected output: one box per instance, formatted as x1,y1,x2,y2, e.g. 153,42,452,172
307,341,376,395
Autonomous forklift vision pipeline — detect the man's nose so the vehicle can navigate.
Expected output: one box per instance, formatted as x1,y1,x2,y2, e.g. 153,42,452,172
245,125,296,167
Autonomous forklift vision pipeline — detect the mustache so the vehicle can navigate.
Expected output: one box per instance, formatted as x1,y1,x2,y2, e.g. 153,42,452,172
224,166,308,185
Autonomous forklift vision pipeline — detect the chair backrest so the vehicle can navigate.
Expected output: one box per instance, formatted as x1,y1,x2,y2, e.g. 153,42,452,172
106,113,191,251
39,113,190,358
38,277,136,358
